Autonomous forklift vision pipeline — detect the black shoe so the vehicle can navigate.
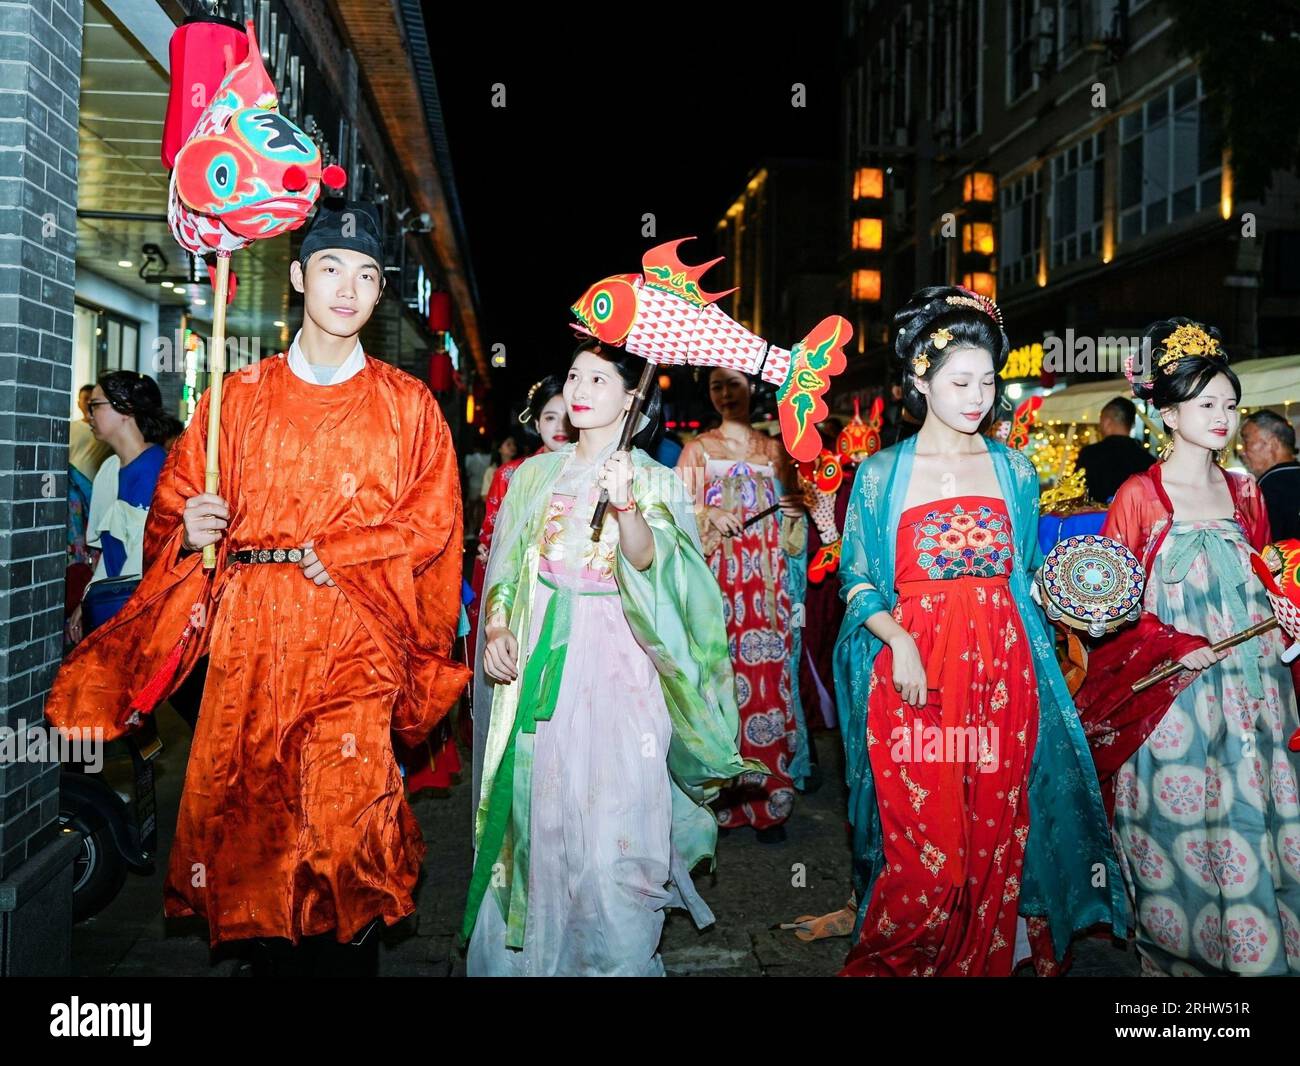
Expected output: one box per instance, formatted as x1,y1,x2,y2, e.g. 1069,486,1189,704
716,826,733,838
755,825,787,844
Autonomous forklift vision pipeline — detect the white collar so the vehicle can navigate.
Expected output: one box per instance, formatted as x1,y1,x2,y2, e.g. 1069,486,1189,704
286,329,366,386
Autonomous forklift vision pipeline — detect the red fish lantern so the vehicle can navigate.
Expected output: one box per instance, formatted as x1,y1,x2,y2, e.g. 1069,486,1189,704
1250,541,1300,750
837,396,883,465
167,20,345,257
796,449,844,583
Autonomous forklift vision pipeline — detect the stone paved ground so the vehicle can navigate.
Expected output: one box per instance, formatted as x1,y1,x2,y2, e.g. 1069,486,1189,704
70,706,1139,977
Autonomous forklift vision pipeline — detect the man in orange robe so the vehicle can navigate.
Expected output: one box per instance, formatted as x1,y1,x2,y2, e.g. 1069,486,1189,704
45,202,470,974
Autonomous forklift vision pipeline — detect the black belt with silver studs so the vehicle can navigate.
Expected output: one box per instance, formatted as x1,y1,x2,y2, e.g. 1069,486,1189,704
229,547,306,564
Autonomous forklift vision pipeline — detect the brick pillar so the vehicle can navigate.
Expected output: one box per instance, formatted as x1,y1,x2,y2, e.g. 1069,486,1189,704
0,0,84,976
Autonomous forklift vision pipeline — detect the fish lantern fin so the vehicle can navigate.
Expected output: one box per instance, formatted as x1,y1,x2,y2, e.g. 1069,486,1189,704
640,237,735,307
809,541,842,584
774,315,853,463
1007,394,1043,450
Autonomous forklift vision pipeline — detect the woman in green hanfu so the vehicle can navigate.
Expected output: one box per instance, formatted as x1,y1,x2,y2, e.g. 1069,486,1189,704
463,339,756,976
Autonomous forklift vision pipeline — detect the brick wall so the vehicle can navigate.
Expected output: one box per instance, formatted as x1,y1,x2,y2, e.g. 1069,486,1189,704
0,0,83,881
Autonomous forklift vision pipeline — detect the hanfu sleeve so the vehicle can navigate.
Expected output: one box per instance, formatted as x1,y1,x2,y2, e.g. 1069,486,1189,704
1099,475,1148,558
838,459,887,625
482,471,529,625
1231,471,1273,551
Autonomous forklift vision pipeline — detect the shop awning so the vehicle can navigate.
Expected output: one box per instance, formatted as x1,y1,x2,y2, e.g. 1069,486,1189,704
1036,354,1300,424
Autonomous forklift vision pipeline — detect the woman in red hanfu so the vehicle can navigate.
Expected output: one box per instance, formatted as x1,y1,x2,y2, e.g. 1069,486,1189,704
1075,318,1300,976
676,368,808,842
834,286,1126,976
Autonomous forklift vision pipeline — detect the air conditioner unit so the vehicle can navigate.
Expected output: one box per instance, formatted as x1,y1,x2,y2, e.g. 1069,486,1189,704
894,126,910,148
1034,6,1057,74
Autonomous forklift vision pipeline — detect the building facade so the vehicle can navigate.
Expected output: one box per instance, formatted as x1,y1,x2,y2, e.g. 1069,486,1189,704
840,0,1300,393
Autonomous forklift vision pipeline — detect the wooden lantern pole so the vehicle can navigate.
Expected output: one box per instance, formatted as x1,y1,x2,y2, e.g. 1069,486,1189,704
589,358,658,540
202,251,232,569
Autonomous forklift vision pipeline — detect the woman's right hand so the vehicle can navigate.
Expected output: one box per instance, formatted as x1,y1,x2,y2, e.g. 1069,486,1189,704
484,624,519,684
66,603,83,645
888,631,928,708
1178,645,1228,672
706,505,744,538
182,492,230,551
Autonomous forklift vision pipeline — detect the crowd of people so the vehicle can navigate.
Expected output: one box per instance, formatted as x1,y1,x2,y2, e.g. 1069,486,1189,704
47,202,1300,978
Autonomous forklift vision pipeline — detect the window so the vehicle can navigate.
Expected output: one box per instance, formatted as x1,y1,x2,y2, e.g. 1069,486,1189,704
1119,74,1222,243
1058,0,1083,61
931,0,983,144
892,8,911,133
1050,132,1104,266
928,6,951,129
1007,0,1040,103
1000,170,1043,289
956,0,982,141
77,305,140,377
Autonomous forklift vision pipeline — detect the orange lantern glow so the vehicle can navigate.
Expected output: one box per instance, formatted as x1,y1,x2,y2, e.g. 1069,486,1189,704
853,167,884,200
851,269,882,302
852,217,884,251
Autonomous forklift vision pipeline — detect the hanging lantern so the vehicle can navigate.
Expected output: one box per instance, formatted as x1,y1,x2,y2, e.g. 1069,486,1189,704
428,291,452,332
428,350,453,392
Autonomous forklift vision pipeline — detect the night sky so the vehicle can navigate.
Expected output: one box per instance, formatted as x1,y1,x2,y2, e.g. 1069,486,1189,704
423,2,844,431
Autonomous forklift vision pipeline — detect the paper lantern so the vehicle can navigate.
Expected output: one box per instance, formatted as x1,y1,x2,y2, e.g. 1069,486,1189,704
428,350,453,392
429,291,452,332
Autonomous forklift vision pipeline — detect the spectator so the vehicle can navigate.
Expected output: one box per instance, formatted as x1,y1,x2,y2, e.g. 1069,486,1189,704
463,440,493,542
1075,396,1155,502
68,372,181,642
1241,409,1300,540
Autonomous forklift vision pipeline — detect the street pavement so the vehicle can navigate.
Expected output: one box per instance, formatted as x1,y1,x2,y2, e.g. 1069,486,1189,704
70,705,1140,977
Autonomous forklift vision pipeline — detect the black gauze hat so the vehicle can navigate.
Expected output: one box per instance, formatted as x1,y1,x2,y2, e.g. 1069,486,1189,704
299,200,384,267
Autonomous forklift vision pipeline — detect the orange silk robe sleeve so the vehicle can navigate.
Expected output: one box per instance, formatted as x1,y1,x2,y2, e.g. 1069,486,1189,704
308,386,470,746
46,388,222,742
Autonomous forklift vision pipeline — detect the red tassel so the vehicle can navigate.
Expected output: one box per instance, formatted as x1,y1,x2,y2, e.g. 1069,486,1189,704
117,622,194,730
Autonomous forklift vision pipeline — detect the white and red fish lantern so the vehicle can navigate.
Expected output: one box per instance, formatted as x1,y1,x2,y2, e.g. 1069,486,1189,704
796,449,844,583
165,20,345,260
571,238,852,463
